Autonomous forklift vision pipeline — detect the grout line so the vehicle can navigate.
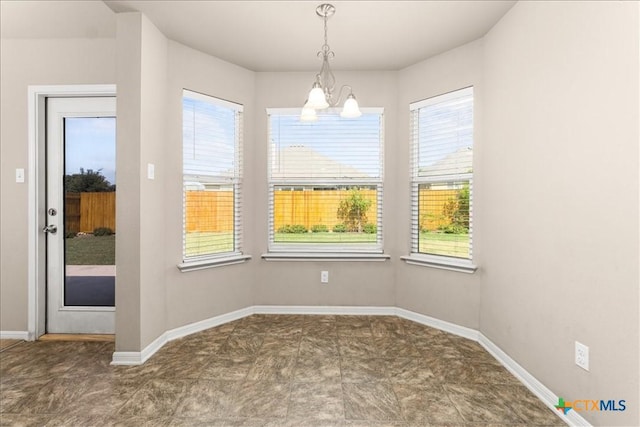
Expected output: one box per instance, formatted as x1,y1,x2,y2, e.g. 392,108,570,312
0,340,25,352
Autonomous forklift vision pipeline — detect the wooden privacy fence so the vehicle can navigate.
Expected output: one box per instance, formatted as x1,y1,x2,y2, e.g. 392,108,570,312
419,188,461,231
185,190,234,233
274,189,378,230
65,192,116,233
182,188,464,233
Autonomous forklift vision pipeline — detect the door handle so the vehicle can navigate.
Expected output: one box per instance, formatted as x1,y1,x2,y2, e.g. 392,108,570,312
42,225,57,234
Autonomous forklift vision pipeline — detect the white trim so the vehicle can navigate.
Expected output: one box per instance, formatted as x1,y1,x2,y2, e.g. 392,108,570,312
0,331,30,340
395,308,479,340
410,86,473,110
183,89,243,112
166,306,253,342
479,334,592,427
253,305,396,316
111,306,252,365
266,107,384,115
177,254,251,272
110,351,144,366
28,84,116,340
401,254,477,273
262,252,390,262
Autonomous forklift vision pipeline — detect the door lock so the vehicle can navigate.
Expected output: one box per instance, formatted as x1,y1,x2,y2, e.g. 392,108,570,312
42,225,57,234
48,208,57,216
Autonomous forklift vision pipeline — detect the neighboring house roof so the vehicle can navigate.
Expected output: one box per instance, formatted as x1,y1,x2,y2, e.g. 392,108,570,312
419,147,472,177
271,145,370,179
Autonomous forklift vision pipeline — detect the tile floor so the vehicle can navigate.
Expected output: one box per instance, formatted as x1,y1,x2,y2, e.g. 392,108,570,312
0,315,566,426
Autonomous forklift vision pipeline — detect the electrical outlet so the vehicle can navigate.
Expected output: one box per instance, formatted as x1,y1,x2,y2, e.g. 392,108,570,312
575,341,589,371
320,271,329,283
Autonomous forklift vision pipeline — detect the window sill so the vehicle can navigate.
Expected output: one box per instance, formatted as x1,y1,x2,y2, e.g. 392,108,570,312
400,254,477,273
261,252,391,262
178,254,251,272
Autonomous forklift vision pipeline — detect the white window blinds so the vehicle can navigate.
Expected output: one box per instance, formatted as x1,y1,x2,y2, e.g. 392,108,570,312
182,90,243,260
410,87,473,260
267,109,384,252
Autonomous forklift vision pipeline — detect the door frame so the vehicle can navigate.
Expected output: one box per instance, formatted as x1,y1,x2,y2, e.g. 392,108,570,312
27,84,116,340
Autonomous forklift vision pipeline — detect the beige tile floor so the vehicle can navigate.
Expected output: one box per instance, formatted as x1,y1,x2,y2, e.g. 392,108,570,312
0,315,566,426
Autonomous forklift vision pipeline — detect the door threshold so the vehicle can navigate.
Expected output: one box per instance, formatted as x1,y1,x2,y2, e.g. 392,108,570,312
39,334,115,342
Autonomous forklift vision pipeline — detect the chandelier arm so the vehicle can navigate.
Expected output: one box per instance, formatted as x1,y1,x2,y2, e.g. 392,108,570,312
333,85,354,107
320,55,337,105
303,4,359,115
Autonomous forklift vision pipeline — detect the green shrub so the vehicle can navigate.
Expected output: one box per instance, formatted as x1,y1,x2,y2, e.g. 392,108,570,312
93,227,114,236
362,223,377,234
277,224,307,234
311,224,328,233
439,224,468,234
65,231,77,239
333,223,347,233
277,225,292,233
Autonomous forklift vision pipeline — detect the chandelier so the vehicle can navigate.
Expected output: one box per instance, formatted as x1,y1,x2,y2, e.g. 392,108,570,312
301,3,362,121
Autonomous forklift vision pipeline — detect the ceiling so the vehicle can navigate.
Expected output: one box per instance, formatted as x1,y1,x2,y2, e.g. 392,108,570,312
1,0,516,72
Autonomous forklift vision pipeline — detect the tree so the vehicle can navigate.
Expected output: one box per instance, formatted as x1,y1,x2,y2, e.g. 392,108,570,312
64,168,115,193
440,184,470,233
453,184,470,230
337,188,372,233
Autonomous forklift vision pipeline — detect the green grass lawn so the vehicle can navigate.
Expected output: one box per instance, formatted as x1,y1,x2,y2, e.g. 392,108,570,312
66,231,469,263
419,232,470,258
185,232,234,257
65,235,115,265
185,231,376,257
275,232,375,244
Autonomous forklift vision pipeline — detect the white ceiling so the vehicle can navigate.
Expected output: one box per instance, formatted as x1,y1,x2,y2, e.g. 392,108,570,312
1,0,516,72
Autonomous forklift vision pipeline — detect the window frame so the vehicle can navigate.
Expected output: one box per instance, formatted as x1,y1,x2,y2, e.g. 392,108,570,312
264,107,387,258
178,89,249,272
402,87,477,273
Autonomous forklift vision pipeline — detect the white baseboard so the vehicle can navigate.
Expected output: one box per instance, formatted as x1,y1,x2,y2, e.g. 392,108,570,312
253,305,396,316
107,304,589,426
111,306,253,366
0,331,30,340
478,334,591,427
165,306,253,341
395,308,479,341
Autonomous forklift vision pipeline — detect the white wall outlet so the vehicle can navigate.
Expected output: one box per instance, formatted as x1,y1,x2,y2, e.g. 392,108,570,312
320,270,329,283
575,341,589,371
147,163,155,180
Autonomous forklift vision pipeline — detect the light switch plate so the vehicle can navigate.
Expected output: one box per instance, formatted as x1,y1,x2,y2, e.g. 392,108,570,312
147,163,155,180
16,168,25,183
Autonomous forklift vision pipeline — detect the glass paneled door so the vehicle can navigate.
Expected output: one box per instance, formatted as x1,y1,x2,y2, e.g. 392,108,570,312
45,97,116,333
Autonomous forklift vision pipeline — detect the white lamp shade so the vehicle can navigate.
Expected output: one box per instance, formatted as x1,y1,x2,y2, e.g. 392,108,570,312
307,86,329,109
340,94,361,118
300,105,318,122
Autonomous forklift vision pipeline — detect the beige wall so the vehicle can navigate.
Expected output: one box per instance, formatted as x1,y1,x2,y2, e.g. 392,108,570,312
395,40,484,329
1,4,638,424
482,2,639,425
163,40,255,330
252,71,398,307
116,14,258,348
0,38,116,331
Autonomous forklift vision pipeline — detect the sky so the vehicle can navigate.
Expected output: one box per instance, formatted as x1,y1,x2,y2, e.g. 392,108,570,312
65,117,116,185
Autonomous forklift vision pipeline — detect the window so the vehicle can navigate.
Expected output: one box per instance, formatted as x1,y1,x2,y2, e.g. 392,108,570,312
267,108,384,254
181,90,243,265
408,87,475,270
